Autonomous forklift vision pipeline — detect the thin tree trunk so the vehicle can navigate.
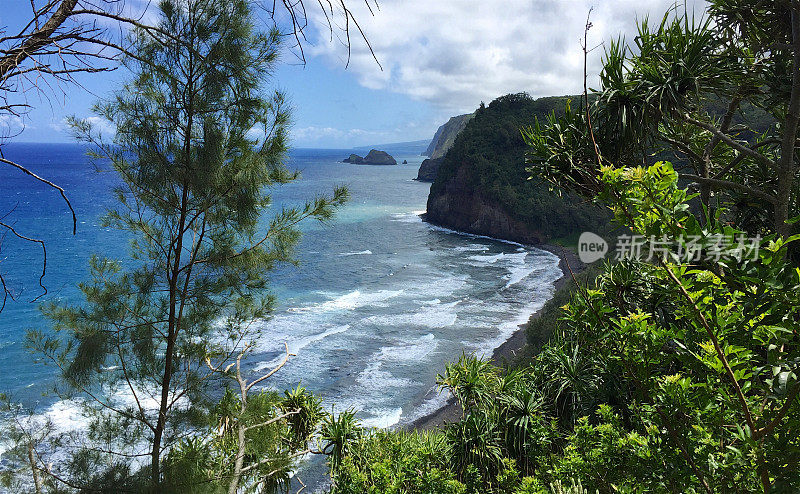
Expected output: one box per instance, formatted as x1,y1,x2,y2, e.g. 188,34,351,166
777,4,800,236
228,354,253,494
701,95,742,216
28,442,42,494
150,8,197,487
228,381,248,494
151,182,190,490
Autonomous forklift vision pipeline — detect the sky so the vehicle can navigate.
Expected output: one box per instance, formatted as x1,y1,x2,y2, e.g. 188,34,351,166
3,0,703,149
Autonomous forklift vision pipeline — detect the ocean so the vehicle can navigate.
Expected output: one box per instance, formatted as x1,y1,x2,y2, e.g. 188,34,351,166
0,142,561,488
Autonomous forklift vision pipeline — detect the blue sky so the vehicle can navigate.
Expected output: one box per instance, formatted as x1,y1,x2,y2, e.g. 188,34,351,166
2,0,703,149
8,44,437,148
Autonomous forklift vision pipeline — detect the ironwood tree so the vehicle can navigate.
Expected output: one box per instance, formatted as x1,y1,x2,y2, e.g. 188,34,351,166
26,0,347,490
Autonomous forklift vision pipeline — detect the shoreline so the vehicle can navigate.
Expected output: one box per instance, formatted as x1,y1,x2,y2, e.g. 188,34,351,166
409,242,585,431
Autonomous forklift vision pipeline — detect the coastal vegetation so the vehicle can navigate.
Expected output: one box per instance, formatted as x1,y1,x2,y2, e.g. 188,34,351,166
5,0,346,491
426,93,610,244
2,0,799,493
323,2,800,493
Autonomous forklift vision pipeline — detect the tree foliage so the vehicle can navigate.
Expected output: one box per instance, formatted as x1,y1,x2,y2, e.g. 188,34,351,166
524,2,797,237
430,93,610,242
326,3,800,493
21,0,346,490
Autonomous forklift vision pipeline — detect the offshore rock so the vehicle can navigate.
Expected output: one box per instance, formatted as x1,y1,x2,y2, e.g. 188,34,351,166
342,149,397,165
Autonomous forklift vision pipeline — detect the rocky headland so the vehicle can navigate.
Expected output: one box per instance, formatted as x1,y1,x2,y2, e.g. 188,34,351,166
416,157,443,182
416,113,473,182
423,93,609,245
425,178,549,244
423,113,474,160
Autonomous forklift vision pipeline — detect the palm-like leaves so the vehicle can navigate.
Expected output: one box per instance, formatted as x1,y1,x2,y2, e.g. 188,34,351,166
437,353,500,413
538,340,602,428
320,409,361,470
501,387,550,469
281,385,324,446
446,411,504,482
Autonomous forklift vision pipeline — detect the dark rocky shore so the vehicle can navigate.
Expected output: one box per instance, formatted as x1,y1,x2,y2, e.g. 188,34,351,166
410,243,584,431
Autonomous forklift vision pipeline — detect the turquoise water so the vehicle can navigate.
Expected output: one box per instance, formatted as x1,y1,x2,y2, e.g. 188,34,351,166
0,142,561,487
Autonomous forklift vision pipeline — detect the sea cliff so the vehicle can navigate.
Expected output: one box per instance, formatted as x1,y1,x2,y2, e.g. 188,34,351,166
416,113,474,182
424,93,609,245
416,157,442,182
423,113,475,160
425,173,548,244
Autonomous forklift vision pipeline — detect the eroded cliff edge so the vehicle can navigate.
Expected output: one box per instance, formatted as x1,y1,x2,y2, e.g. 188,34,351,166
423,113,474,160
425,93,609,245
417,113,474,182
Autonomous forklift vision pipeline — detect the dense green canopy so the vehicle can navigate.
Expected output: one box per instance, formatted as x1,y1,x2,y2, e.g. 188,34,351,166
430,93,609,242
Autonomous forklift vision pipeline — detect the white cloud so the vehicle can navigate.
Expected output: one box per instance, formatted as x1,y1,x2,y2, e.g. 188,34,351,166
85,116,117,138
307,0,706,115
48,119,68,134
49,116,116,139
0,114,26,137
291,125,392,147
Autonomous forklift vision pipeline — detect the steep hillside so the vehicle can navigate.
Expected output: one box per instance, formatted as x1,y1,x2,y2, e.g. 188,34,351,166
416,157,442,181
417,113,474,182
426,93,609,244
423,113,474,159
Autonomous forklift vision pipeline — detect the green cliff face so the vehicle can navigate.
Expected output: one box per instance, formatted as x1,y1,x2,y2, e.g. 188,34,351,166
423,113,475,160
426,93,609,244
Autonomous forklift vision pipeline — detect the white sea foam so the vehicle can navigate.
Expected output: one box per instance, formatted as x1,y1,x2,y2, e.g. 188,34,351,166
361,407,403,429
426,223,525,247
0,398,90,459
400,387,452,425
40,397,89,436
502,254,535,289
252,324,351,372
0,379,192,470
362,302,458,329
289,289,404,313
390,211,425,223
465,250,538,289
376,333,438,362
467,253,506,264
410,274,469,298
339,250,373,256
357,360,417,390
453,244,490,252
293,324,350,353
